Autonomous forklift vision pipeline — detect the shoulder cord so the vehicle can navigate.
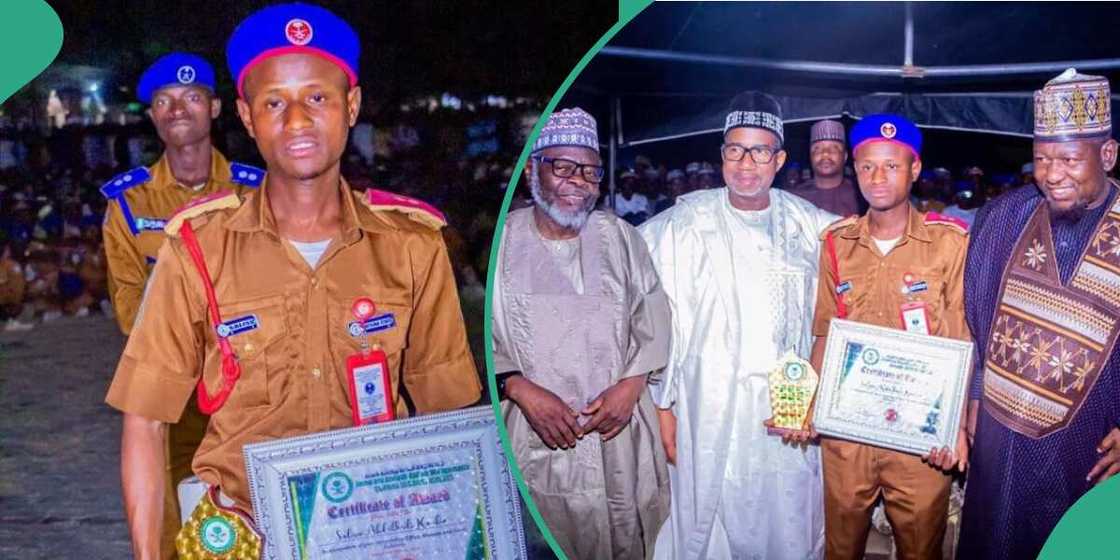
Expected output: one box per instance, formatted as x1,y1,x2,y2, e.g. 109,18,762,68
826,230,847,320
179,221,242,414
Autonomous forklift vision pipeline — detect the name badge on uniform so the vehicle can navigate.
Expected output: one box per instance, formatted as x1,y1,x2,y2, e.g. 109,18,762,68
836,280,853,295
216,314,259,338
900,301,931,335
906,280,929,294
347,313,397,337
345,297,395,426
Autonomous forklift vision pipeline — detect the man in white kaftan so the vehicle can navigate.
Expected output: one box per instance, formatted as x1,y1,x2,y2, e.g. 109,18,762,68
492,108,671,560
640,92,836,559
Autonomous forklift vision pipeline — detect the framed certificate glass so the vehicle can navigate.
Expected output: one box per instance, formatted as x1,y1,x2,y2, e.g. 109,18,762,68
244,406,527,559
813,318,973,455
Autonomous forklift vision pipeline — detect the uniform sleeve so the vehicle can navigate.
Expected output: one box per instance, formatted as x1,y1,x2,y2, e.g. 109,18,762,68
105,239,206,423
812,235,839,338
402,231,482,413
619,224,671,380
102,199,147,335
943,235,972,343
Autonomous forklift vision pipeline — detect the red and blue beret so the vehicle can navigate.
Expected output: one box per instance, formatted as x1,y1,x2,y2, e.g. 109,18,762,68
226,2,359,98
851,113,922,160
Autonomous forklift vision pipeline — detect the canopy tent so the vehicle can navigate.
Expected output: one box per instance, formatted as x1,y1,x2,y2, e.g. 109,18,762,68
561,2,1120,153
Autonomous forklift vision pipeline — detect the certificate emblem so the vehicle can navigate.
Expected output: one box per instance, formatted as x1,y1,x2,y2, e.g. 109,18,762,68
322,472,354,503
862,348,880,365
766,351,820,435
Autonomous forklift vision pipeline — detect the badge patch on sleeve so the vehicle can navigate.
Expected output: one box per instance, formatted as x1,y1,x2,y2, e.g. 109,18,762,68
216,314,260,338
347,312,396,337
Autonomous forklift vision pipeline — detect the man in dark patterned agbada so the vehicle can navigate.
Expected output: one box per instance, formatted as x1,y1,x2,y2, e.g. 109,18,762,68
959,68,1120,559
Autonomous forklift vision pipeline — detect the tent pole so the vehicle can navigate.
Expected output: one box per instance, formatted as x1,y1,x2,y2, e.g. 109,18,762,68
903,2,914,67
599,46,1120,78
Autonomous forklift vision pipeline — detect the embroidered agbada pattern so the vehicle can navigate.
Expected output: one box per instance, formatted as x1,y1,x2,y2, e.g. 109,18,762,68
983,180,1120,438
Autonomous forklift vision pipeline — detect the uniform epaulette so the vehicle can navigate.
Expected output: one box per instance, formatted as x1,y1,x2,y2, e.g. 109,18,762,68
164,191,242,237
363,188,447,230
819,215,858,240
229,162,265,188
924,211,969,234
99,167,152,199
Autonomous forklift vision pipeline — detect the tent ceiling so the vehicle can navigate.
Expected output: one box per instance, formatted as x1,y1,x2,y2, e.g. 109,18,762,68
562,2,1120,144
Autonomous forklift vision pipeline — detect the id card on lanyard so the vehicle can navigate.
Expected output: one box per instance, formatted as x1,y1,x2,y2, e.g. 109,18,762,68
346,347,394,426
900,301,931,335
346,297,396,426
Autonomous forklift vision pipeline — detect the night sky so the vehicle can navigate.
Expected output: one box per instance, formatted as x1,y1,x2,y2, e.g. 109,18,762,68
47,1,617,104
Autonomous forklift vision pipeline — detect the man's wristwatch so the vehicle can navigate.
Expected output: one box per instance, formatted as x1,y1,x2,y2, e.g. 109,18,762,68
495,372,521,401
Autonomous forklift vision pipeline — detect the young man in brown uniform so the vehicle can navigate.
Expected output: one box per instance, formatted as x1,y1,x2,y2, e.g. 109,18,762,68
809,114,971,559
102,52,263,336
100,52,263,559
105,4,480,557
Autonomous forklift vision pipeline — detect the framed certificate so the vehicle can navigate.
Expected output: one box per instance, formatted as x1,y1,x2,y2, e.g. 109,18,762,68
244,406,527,560
813,318,973,455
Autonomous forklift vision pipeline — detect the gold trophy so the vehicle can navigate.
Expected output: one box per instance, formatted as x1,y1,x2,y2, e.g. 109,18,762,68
766,351,820,436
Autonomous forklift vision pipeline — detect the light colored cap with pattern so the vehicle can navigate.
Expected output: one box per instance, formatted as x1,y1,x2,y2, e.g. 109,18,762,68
1034,68,1111,142
532,107,599,153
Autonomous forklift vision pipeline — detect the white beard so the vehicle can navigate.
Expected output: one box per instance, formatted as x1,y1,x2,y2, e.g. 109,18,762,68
529,171,593,230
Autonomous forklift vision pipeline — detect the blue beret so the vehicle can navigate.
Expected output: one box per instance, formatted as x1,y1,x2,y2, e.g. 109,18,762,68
851,113,922,159
137,53,216,103
226,2,359,98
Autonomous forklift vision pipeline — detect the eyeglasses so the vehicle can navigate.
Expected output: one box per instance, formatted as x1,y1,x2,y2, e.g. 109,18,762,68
721,143,779,164
534,155,605,184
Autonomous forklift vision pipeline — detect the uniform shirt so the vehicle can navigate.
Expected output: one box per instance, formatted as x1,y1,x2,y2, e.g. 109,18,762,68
813,205,970,342
102,148,259,334
105,179,481,513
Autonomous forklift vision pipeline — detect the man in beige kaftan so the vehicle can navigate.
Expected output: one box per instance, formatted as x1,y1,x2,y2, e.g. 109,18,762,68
492,108,671,559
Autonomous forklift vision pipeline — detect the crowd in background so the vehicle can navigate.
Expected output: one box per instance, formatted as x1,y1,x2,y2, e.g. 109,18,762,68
4,108,1107,333
595,153,1053,228
0,104,531,333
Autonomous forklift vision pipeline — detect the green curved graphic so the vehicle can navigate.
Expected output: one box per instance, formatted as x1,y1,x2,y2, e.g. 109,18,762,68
0,1,63,105
1039,474,1120,558
483,1,654,559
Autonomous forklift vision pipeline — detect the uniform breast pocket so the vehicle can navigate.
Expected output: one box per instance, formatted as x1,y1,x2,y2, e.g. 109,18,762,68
907,268,948,309
892,264,949,332
329,297,411,370
211,294,290,409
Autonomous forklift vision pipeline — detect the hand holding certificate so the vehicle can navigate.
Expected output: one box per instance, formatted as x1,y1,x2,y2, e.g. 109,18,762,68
813,319,973,456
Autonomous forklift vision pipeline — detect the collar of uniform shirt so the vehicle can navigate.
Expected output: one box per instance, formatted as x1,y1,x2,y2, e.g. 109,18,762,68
224,177,386,242
841,204,932,247
151,146,230,191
